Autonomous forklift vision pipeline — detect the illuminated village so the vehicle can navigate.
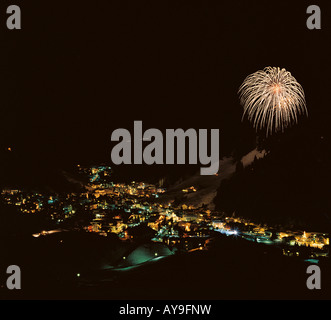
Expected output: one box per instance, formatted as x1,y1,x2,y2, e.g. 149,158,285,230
1,165,329,267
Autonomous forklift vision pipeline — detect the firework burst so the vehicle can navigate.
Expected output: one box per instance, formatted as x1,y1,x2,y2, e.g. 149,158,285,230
238,67,307,136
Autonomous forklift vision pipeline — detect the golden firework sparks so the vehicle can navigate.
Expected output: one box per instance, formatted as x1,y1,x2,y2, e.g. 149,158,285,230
238,67,307,136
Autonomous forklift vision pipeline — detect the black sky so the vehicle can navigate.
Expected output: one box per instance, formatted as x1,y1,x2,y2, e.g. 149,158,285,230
0,0,330,179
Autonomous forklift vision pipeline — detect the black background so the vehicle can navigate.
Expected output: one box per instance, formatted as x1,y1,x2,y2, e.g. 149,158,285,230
0,1,329,160
0,0,330,302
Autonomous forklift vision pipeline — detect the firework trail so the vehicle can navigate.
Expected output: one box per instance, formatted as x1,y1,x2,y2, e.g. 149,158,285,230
238,67,307,136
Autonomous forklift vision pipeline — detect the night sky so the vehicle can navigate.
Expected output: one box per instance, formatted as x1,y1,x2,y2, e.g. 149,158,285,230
0,0,330,182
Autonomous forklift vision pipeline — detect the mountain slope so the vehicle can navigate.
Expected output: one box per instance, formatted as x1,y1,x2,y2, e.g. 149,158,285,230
158,149,267,209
